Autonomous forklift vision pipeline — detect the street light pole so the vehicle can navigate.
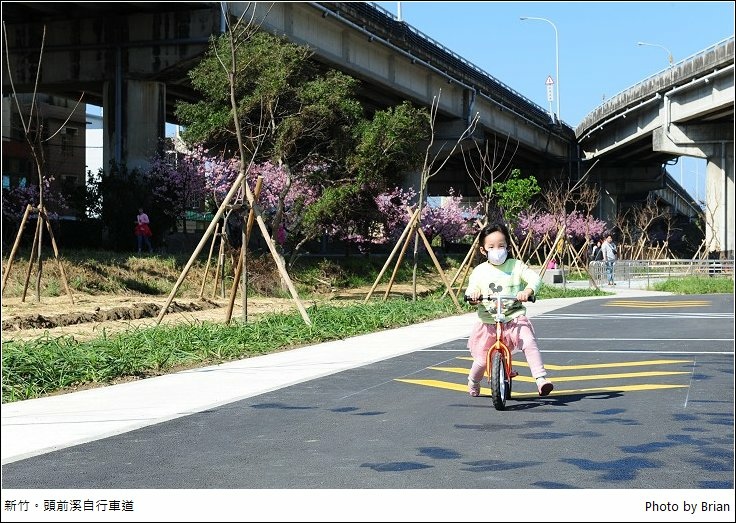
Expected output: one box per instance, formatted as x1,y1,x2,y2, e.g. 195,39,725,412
521,16,560,120
636,41,673,66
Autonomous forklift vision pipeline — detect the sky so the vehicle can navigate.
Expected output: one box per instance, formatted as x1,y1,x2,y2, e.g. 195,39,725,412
373,1,735,202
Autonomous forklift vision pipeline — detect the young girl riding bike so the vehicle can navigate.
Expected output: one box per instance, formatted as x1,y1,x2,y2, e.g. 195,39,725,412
464,223,554,397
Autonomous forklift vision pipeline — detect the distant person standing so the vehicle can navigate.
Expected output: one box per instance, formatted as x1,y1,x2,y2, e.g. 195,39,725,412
590,238,603,262
601,234,617,285
135,208,154,254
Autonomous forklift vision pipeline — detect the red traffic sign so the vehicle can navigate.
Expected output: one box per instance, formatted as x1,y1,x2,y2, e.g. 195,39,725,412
545,75,554,85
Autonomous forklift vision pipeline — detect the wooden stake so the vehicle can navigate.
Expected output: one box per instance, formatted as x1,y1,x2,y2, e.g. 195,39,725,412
225,176,262,324
211,229,226,299
157,167,311,326
364,208,421,302
382,219,418,300
1,203,33,295
21,211,43,303
418,227,463,311
40,208,74,304
199,222,220,299
34,205,44,303
442,233,479,298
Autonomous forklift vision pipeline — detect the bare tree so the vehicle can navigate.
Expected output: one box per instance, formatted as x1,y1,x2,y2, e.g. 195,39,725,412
461,131,519,222
700,189,723,257
628,196,670,260
1,23,77,304
155,3,312,326
445,129,522,293
409,92,481,300
365,93,481,309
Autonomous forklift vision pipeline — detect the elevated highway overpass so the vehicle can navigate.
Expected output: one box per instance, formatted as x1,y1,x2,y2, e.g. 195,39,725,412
2,2,728,253
1,1,576,192
576,36,734,256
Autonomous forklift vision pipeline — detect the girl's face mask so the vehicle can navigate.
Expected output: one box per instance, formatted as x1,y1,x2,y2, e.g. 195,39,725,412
486,247,508,265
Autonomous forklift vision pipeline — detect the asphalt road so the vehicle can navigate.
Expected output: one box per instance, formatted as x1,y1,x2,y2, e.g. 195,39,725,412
2,294,733,491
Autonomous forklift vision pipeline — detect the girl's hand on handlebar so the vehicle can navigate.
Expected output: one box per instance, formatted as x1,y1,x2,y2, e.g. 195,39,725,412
516,289,533,302
465,290,481,304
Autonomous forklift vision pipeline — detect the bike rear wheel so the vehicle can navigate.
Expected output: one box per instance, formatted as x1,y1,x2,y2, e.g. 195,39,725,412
490,350,510,410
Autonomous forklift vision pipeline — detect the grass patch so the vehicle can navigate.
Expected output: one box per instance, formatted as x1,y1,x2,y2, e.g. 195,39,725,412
652,275,734,294
2,295,460,402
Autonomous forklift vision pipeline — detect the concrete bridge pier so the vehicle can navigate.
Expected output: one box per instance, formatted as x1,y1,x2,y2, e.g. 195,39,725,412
704,141,734,257
102,79,166,174
653,122,734,257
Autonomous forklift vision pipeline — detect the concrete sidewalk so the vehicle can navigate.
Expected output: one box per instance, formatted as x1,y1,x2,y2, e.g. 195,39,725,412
1,283,669,465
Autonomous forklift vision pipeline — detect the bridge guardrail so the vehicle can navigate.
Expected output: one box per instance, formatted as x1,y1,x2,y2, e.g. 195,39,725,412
347,2,570,131
576,35,735,136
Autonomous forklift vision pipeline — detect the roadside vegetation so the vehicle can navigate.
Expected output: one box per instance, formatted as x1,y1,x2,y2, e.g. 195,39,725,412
651,275,733,294
3,250,732,403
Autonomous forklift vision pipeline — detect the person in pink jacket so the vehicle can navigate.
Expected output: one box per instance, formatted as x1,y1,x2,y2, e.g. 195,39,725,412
135,208,154,254
464,222,553,397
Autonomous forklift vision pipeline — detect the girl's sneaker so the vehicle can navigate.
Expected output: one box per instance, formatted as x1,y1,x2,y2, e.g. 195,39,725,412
536,377,554,396
468,379,481,397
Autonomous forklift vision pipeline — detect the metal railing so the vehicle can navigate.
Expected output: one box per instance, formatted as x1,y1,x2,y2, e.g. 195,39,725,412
588,259,734,288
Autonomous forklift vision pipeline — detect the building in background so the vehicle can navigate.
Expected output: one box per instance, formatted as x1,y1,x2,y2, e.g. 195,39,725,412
2,94,87,217
86,109,103,180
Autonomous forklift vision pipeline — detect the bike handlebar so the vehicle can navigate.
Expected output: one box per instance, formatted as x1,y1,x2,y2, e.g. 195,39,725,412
463,293,536,303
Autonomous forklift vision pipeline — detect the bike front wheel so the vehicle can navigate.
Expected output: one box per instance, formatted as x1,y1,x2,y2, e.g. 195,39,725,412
490,350,510,410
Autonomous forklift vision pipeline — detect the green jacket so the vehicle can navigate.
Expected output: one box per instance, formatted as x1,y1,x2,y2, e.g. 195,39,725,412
465,258,541,323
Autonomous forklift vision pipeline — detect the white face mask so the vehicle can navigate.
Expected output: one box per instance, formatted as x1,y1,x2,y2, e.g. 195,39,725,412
486,247,508,265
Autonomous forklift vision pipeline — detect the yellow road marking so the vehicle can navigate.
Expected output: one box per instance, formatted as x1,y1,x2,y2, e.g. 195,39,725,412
429,366,687,381
395,378,688,396
454,357,691,370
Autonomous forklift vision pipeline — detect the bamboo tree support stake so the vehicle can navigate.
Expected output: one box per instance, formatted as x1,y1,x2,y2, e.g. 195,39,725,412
156,166,258,325
247,198,312,326
211,229,226,299
456,251,476,293
1,203,33,295
536,232,552,266
246,211,250,323
508,228,523,260
21,210,43,303
225,176,263,324
382,219,419,300
400,207,462,310
34,203,45,303
226,229,245,324
364,208,421,302
156,171,312,326
563,243,600,290
199,222,220,299
539,227,565,280
242,178,260,322
409,215,463,312
40,207,74,304
442,233,478,298
566,240,599,291
518,232,534,264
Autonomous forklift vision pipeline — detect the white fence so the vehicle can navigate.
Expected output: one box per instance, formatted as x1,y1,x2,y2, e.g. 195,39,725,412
588,259,734,287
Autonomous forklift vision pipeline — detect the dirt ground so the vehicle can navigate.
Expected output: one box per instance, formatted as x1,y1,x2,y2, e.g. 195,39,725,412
1,283,434,343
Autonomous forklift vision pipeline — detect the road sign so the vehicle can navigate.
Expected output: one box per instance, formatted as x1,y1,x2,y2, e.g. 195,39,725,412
546,75,554,102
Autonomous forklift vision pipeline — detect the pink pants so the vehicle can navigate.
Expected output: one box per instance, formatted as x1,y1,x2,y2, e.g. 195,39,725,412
466,315,547,381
